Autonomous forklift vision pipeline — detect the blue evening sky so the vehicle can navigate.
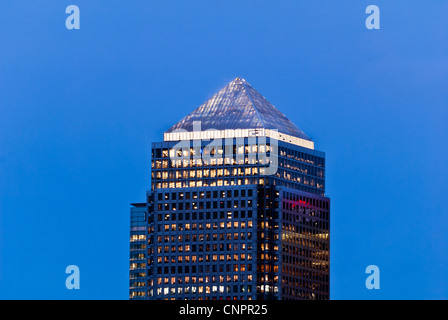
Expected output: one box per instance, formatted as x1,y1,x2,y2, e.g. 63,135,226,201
0,1,447,299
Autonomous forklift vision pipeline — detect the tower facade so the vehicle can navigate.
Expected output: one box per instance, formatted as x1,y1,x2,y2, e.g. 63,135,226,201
129,78,330,300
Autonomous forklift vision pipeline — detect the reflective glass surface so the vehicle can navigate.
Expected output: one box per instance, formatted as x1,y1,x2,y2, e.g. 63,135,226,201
166,78,311,141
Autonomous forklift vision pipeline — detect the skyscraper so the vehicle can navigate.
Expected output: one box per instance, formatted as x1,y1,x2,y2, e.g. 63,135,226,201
129,78,330,300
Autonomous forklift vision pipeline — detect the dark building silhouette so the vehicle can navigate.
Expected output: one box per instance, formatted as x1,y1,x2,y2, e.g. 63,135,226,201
130,78,330,300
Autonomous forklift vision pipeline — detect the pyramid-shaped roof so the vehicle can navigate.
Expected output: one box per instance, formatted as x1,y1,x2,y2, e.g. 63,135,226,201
166,77,311,141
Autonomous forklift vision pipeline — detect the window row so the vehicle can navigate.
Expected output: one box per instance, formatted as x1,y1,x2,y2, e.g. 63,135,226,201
154,156,272,169
153,144,272,159
155,263,254,274
156,232,254,243
156,272,254,285
153,178,265,190
155,246,254,258
152,284,253,297
157,200,253,211
155,221,254,232
278,147,324,167
157,189,254,201
153,166,271,180
156,211,254,222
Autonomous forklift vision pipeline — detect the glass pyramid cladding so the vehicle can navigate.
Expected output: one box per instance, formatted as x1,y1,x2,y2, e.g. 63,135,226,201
166,78,311,141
